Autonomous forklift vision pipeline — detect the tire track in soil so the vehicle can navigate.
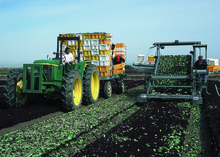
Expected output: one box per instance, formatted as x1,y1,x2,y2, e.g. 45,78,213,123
0,80,145,136
181,80,219,157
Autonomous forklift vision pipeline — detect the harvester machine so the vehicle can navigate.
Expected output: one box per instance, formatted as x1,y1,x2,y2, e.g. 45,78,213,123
137,40,210,104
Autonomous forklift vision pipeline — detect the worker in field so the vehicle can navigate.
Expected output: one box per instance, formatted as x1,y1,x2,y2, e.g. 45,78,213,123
192,55,207,80
62,47,74,63
111,43,125,65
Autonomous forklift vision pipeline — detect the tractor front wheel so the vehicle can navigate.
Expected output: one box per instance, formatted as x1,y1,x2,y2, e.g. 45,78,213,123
4,68,29,108
83,64,100,105
61,69,83,111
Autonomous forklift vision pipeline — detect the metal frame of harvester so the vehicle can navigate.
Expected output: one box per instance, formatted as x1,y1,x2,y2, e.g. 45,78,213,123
137,40,211,104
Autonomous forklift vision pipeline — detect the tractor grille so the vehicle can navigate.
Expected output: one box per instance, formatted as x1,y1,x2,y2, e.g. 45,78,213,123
34,65,51,80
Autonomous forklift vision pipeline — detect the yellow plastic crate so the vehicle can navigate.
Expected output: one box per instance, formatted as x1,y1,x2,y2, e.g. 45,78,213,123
75,45,83,51
218,65,220,71
213,65,219,72
68,45,76,51
99,71,112,77
148,55,155,62
148,59,155,62
91,33,99,39
83,33,91,39
113,63,125,70
207,65,213,72
99,39,111,45
99,33,110,39
207,65,218,72
59,34,67,37
66,34,75,37
91,55,99,61
59,40,67,45
71,52,75,56
115,43,125,48
99,50,111,55
83,50,91,56
75,40,83,45
113,70,124,75
99,66,110,72
83,55,91,61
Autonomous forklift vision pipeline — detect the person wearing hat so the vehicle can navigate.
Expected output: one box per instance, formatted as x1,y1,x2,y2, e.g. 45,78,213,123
62,47,74,63
192,55,207,80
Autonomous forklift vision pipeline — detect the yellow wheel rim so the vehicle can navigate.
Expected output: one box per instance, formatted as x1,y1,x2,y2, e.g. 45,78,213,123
91,71,99,100
16,80,28,105
73,77,82,106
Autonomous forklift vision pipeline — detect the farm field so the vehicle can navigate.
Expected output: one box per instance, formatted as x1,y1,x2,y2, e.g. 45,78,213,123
0,68,220,156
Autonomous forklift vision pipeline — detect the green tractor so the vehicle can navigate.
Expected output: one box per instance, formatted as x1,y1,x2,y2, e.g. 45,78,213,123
4,37,100,111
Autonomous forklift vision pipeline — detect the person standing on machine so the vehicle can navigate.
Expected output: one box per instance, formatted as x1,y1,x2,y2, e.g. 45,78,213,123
192,55,207,80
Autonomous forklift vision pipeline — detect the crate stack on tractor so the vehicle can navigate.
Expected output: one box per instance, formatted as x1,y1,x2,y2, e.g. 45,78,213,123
59,32,126,98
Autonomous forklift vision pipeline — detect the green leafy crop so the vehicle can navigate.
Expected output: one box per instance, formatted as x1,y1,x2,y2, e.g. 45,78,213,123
155,55,191,86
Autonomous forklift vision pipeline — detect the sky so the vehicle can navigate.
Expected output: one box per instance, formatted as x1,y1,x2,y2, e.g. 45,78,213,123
0,0,220,67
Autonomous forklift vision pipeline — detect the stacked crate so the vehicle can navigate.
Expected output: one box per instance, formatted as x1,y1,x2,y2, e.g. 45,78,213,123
113,63,125,75
59,32,114,76
148,55,155,63
207,58,219,72
114,43,125,59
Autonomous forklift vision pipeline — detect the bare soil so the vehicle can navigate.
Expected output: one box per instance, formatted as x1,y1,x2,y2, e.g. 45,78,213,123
0,80,145,136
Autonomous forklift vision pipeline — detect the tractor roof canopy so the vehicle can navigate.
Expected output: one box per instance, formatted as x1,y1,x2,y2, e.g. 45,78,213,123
33,59,60,66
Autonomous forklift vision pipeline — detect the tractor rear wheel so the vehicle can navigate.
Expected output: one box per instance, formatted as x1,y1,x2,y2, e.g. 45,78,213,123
61,69,83,111
4,68,29,108
104,81,112,98
83,64,100,105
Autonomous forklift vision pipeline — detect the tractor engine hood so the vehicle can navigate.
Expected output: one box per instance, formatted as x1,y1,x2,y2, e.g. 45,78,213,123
33,59,60,66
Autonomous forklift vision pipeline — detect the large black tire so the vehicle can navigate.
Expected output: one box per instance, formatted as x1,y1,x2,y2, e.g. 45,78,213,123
83,64,100,105
116,78,124,94
104,81,112,98
61,69,83,111
4,68,29,108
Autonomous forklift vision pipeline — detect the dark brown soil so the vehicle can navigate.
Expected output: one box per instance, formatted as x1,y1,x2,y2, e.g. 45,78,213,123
0,80,145,136
1,79,220,156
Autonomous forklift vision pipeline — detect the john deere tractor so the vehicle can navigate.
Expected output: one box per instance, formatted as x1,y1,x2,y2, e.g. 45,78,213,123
4,37,100,111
